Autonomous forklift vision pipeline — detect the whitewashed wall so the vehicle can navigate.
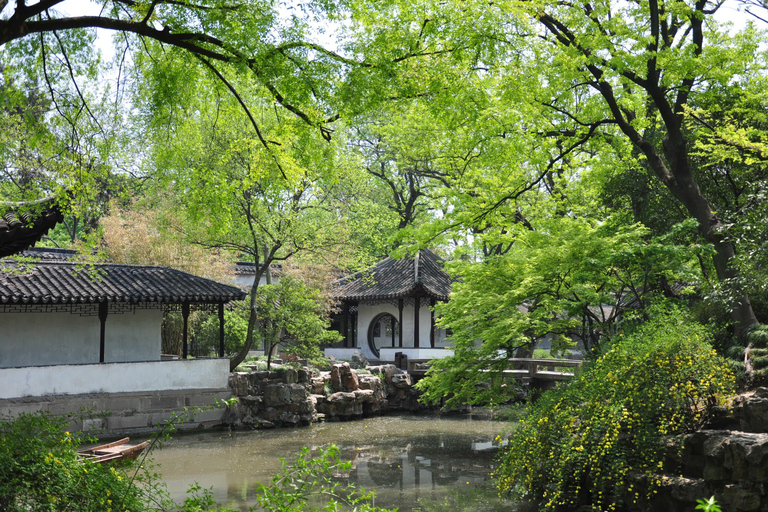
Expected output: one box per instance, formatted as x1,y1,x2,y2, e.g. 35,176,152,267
354,301,449,360
0,307,162,368
0,358,229,399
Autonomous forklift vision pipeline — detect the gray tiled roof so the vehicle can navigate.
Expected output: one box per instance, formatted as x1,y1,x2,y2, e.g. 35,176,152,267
334,249,453,301
0,260,246,304
0,199,64,258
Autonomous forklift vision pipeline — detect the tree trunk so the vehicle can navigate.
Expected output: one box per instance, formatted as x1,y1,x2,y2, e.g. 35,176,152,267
659,135,759,338
229,271,261,371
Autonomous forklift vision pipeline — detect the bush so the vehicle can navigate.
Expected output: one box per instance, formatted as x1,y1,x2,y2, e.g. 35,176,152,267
194,300,250,357
496,313,736,511
0,412,147,512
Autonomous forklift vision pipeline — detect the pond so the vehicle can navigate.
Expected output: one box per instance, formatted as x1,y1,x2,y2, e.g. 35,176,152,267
148,414,517,511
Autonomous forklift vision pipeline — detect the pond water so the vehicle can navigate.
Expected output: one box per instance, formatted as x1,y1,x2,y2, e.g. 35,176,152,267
148,414,517,511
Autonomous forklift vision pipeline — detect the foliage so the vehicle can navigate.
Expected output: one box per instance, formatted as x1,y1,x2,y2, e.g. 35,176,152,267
415,217,704,408
254,444,396,512
696,496,723,512
0,411,146,512
496,313,736,511
194,300,251,357
100,202,233,283
257,275,342,368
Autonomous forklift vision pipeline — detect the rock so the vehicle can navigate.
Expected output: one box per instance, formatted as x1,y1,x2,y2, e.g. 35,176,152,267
342,366,359,391
282,369,298,384
391,373,412,389
353,389,375,402
330,365,343,391
351,351,369,368
720,484,762,511
264,384,291,407
311,376,327,394
279,412,300,425
298,369,310,383
327,391,357,403
288,383,307,403
260,408,280,422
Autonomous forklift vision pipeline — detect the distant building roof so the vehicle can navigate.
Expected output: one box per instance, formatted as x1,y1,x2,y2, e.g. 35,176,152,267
0,260,246,305
234,261,282,275
0,198,64,258
334,249,453,302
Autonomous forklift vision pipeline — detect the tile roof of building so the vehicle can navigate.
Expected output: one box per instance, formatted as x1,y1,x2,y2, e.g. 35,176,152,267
333,249,453,301
0,199,64,258
0,260,246,304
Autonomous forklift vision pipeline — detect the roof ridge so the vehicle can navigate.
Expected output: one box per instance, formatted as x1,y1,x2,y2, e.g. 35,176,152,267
414,250,420,284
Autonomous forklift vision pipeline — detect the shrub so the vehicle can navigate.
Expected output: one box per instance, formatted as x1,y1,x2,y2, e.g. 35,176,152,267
0,412,147,512
496,313,736,511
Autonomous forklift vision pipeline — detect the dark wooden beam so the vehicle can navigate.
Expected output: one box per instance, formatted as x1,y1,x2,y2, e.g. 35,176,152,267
398,298,404,348
98,300,108,363
342,302,350,348
414,296,420,348
182,302,190,359
218,302,225,357
430,298,436,348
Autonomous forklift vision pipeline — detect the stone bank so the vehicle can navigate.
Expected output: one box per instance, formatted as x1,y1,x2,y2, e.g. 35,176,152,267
224,362,423,428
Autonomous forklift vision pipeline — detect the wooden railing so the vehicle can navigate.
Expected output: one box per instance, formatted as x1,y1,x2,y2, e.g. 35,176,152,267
406,357,584,383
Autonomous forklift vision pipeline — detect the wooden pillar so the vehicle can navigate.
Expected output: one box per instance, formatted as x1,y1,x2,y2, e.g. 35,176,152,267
342,302,350,348
182,302,190,359
398,299,404,348
98,301,108,363
430,298,436,348
414,296,420,348
218,302,225,357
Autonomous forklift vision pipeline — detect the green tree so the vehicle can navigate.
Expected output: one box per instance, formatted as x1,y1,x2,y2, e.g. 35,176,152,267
256,274,342,369
141,67,355,370
416,217,706,407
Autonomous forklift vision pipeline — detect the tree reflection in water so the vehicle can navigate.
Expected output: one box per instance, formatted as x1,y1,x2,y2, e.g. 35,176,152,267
151,415,515,511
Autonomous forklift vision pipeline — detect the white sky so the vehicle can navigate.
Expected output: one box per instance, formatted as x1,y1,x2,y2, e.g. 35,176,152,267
1,0,765,77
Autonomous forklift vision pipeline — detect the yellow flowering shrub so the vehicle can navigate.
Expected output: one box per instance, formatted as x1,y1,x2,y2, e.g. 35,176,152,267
496,313,736,511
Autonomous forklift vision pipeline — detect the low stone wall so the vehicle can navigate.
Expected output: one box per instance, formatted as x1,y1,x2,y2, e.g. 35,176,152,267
625,387,768,512
224,363,424,429
0,388,232,435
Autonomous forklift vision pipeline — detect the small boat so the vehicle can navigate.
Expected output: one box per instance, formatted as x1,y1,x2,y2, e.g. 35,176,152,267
77,437,149,464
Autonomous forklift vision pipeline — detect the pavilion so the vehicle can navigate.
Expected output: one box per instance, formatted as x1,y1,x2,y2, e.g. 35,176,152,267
326,249,455,363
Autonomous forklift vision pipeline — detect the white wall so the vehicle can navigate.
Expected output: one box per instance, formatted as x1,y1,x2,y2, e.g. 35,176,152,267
0,358,230,399
355,300,448,360
0,307,162,368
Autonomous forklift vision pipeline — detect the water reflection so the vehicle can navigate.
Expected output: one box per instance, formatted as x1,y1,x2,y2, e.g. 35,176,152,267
149,414,511,511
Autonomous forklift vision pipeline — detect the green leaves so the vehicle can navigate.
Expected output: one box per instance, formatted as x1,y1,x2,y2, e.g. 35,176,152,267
497,312,736,510
416,216,704,408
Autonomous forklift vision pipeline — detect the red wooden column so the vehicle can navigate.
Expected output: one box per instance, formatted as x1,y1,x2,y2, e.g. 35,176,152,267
398,299,404,348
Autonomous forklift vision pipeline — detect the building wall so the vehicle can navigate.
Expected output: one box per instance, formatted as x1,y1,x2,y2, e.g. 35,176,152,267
355,300,449,360
0,307,162,368
0,358,229,399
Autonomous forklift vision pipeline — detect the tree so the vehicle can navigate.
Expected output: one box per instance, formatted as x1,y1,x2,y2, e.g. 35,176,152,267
510,0,762,336
140,64,356,369
415,217,705,407
256,274,341,369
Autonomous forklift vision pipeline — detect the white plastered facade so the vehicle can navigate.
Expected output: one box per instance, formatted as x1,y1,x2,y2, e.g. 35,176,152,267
0,306,162,368
354,300,449,360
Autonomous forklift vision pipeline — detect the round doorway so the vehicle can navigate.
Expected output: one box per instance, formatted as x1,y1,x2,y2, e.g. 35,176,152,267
367,313,400,359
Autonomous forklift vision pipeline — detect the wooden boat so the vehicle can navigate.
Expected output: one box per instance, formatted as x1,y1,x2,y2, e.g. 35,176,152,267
77,437,149,464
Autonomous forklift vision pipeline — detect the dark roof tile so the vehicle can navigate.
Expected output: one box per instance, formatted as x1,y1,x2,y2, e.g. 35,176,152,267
334,249,453,301
0,261,246,304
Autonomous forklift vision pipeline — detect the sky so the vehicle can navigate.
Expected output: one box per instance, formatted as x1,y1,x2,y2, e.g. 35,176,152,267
16,0,767,53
